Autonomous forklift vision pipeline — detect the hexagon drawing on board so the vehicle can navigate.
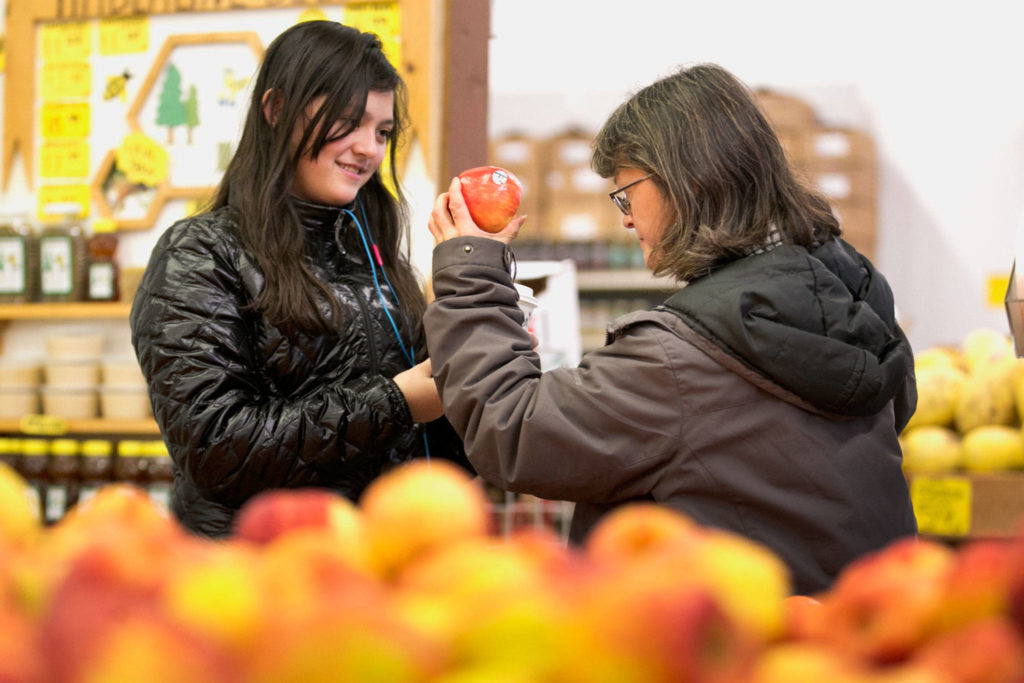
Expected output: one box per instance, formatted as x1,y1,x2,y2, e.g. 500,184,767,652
91,32,264,230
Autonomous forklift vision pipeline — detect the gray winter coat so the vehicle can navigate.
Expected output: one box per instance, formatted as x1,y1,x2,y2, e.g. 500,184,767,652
424,236,917,595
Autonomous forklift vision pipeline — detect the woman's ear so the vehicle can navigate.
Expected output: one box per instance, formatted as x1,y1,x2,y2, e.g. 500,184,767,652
262,89,282,126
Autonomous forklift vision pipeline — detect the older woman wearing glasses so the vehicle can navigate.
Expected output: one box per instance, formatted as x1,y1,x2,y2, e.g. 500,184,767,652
421,63,917,595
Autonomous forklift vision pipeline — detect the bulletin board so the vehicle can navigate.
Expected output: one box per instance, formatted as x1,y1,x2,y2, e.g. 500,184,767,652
2,0,458,232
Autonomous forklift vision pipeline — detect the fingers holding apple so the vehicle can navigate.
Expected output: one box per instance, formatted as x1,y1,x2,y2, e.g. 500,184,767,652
430,167,526,244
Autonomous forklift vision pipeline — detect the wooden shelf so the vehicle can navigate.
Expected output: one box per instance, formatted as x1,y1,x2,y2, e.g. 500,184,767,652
576,270,678,292
0,302,133,320
0,418,159,435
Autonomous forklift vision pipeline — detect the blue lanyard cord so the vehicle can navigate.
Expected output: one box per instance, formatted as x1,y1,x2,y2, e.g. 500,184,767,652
342,206,431,463
343,208,415,368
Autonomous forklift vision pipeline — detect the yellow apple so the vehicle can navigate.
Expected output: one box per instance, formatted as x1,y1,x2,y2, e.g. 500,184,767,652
360,459,491,578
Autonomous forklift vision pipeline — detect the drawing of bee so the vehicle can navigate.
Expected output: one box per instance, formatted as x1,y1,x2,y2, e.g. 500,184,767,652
104,70,132,102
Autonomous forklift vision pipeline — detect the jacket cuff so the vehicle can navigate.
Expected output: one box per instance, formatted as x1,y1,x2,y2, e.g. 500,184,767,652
433,237,513,277
382,376,414,428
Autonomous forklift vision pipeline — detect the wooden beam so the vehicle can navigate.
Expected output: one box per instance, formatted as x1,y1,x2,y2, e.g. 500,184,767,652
440,0,488,188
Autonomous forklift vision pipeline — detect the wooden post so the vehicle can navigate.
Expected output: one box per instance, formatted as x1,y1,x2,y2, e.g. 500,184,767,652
440,0,489,187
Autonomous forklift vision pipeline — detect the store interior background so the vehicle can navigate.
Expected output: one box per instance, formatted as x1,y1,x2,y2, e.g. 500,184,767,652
1,1,1023,357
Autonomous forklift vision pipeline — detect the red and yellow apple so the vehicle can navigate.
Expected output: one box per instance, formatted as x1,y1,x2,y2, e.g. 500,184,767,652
457,165,523,232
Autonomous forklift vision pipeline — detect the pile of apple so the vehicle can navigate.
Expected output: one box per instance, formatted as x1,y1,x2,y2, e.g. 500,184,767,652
902,328,1024,475
4,458,1024,682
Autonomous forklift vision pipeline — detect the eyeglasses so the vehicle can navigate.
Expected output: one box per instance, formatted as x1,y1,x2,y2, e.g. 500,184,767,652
608,174,653,216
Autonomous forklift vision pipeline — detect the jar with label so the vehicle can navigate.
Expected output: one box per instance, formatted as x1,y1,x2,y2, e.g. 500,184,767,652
78,439,114,506
0,214,37,303
37,205,87,302
142,439,173,510
46,438,80,524
17,438,49,521
0,437,20,470
113,439,147,487
87,231,119,302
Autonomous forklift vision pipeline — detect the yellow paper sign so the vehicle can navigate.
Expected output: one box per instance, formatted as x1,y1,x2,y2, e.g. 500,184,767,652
37,185,91,221
40,103,91,139
20,414,69,436
1,33,6,73
909,476,971,537
344,2,401,68
41,23,92,62
988,273,1011,308
41,61,92,101
40,140,91,179
98,16,149,55
115,133,168,187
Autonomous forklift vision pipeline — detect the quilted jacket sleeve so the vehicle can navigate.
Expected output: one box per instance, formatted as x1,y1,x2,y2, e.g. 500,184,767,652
130,216,415,509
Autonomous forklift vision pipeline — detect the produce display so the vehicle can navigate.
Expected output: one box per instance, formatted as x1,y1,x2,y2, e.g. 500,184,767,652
902,328,1024,474
4,458,1024,681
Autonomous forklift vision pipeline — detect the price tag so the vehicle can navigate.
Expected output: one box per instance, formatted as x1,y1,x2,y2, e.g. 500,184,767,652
40,140,90,179
37,185,90,222
344,2,402,68
909,476,972,537
40,103,91,139
98,16,149,55
41,61,92,101
20,414,69,436
41,23,91,62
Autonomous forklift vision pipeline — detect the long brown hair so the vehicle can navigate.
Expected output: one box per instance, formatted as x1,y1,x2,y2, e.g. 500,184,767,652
210,20,424,334
592,63,840,281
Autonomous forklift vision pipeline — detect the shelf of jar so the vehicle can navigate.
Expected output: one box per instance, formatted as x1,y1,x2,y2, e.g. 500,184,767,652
575,269,678,292
0,417,159,436
0,302,133,320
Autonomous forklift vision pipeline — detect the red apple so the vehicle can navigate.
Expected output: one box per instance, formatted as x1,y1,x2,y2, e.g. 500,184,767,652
457,165,523,232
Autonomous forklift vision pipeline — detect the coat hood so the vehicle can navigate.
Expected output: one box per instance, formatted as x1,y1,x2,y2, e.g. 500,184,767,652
660,238,913,417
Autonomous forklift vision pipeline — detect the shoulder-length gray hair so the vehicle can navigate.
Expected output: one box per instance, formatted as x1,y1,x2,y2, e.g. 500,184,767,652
592,63,840,281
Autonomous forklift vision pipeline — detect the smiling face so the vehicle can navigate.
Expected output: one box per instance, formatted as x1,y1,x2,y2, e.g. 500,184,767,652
290,89,395,207
613,167,675,268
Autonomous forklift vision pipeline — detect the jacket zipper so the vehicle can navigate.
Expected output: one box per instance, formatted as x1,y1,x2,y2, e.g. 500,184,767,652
348,284,379,375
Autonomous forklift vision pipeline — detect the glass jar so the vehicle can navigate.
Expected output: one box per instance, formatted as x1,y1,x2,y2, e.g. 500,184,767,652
113,439,147,487
17,438,49,521
37,206,87,302
0,214,37,303
78,438,114,505
87,231,119,302
0,437,20,470
142,439,173,510
46,438,80,524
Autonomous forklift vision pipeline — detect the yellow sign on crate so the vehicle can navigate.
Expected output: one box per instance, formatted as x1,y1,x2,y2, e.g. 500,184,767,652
909,476,972,537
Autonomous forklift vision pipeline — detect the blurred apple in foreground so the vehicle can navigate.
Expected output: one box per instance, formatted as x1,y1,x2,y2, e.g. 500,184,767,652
361,459,491,578
457,165,523,232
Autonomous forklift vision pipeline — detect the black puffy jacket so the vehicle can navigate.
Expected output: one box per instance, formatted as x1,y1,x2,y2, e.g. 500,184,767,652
130,199,467,537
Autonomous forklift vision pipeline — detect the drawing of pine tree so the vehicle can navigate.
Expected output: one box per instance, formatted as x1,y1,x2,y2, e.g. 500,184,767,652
184,85,200,144
156,64,186,143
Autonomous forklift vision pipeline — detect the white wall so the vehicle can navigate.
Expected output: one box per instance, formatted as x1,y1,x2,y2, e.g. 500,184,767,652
488,0,1024,352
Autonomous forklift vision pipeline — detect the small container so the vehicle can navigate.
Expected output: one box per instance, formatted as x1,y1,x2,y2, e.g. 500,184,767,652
0,387,40,419
45,333,105,360
87,231,119,302
78,439,113,505
0,358,42,388
100,356,146,386
45,438,80,524
41,386,98,419
0,214,37,303
0,437,20,470
514,283,539,331
113,439,147,485
37,208,88,302
142,439,173,510
43,360,100,388
99,385,151,419
17,438,49,520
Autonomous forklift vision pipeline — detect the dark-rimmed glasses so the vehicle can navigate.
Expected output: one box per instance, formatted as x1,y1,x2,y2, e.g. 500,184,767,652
608,174,653,215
